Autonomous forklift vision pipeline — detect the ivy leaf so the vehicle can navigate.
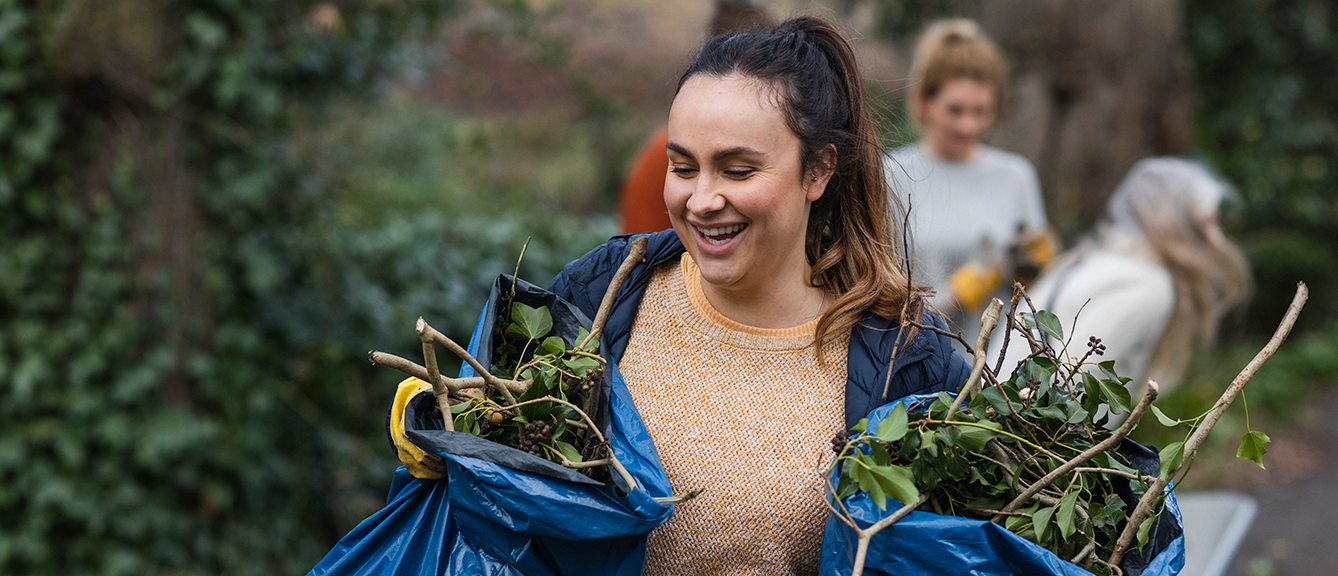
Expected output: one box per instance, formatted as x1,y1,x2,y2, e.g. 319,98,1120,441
553,439,583,464
1100,377,1132,414
1136,515,1156,551
978,385,1015,416
851,418,869,434
1033,505,1057,545
1158,441,1185,478
956,421,1000,452
1237,430,1271,469
576,326,599,351
875,403,910,442
1035,310,1064,342
878,464,920,506
562,356,600,376
1150,405,1182,427
539,336,566,356
1098,360,1132,385
506,303,552,340
1057,491,1080,541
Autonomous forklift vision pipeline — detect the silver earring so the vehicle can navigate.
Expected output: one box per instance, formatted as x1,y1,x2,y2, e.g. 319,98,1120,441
810,174,818,182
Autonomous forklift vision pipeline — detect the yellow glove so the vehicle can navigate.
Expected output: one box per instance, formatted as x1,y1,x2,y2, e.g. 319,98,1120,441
389,377,448,479
1010,228,1059,286
947,261,1001,312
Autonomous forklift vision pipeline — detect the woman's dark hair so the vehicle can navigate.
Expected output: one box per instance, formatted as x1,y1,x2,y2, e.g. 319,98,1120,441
676,15,923,359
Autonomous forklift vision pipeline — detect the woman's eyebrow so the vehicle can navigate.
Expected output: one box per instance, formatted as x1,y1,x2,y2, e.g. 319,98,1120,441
666,142,765,162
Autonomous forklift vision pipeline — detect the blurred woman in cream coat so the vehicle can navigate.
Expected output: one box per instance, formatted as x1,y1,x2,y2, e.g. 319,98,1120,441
992,158,1252,397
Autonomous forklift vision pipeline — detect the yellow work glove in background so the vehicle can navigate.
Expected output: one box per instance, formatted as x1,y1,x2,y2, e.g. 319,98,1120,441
947,261,1001,312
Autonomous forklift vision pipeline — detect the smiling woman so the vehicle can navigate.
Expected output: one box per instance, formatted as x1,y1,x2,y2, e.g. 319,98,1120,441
548,14,971,575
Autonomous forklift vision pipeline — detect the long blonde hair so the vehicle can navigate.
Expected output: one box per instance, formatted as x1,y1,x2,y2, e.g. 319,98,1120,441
1087,158,1253,385
907,19,1008,127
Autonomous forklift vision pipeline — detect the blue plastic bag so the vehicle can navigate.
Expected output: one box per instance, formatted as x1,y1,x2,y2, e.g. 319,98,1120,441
309,277,673,576
819,395,1185,576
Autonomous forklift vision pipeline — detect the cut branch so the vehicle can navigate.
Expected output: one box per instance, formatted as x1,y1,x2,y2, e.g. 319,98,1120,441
946,298,1004,421
579,236,648,351
1109,282,1307,566
369,350,530,395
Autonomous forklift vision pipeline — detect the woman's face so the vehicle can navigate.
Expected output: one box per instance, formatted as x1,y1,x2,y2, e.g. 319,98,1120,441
920,77,997,161
664,74,829,299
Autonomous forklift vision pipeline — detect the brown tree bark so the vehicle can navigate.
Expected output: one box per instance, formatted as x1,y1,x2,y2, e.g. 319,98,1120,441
978,0,1194,235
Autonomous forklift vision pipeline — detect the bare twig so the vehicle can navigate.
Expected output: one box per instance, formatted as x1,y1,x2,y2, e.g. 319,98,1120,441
418,319,454,432
946,298,1004,421
1109,282,1307,566
994,382,1159,522
906,320,974,353
579,237,648,351
369,350,529,395
851,494,930,576
652,488,705,505
993,285,1024,377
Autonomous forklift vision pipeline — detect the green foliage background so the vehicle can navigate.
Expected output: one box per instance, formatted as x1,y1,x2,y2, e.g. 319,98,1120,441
0,1,614,574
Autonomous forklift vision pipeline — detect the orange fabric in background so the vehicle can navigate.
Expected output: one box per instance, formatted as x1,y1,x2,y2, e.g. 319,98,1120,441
619,127,673,234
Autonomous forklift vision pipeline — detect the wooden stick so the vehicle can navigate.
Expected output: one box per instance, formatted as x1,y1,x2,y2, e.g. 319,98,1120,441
1109,282,1307,566
418,319,454,432
946,298,1004,421
579,237,648,351
369,350,529,395
851,494,930,576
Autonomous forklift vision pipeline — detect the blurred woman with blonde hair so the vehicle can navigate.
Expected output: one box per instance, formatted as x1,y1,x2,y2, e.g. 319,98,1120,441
886,18,1053,345
993,158,1253,395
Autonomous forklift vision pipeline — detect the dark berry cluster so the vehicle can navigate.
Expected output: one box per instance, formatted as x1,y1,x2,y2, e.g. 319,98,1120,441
831,429,853,454
518,419,554,456
1087,336,1107,356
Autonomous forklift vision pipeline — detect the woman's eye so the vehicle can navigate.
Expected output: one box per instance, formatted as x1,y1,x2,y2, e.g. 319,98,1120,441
724,168,755,179
669,166,698,176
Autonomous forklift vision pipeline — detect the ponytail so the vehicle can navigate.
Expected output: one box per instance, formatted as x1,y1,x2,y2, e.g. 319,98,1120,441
678,15,924,362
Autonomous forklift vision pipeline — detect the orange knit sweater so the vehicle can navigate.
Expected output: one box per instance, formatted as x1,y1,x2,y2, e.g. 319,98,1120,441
619,253,849,575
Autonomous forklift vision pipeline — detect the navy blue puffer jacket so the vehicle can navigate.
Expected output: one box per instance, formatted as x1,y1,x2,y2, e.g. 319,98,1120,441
549,230,972,428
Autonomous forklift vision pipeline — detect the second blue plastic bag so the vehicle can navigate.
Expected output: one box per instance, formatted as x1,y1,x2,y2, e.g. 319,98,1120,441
818,394,1185,576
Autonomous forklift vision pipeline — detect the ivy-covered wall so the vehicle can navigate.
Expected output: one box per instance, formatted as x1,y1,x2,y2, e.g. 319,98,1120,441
0,1,615,573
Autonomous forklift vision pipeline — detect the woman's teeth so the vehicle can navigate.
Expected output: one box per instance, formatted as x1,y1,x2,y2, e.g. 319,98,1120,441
697,224,745,245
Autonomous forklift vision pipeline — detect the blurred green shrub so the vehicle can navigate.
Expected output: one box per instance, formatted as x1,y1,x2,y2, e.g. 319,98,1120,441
0,0,612,574
1187,0,1338,332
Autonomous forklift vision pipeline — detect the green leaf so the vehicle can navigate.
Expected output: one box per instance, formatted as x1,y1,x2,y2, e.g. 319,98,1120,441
450,400,472,414
956,421,1000,452
1158,441,1185,478
576,326,599,351
1237,430,1271,469
1150,405,1182,427
1136,515,1156,550
1098,360,1132,384
507,303,552,340
1018,312,1036,331
978,385,1014,416
562,356,600,376
1057,491,1080,541
539,336,566,356
851,418,869,434
1035,310,1064,341
875,404,910,442
553,439,583,463
1033,505,1057,544
877,464,921,506
1100,377,1132,414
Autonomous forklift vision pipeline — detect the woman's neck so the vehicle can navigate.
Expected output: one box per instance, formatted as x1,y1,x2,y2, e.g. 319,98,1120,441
692,260,827,330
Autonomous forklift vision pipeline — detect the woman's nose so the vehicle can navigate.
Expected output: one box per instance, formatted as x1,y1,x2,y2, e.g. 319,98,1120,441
686,176,726,215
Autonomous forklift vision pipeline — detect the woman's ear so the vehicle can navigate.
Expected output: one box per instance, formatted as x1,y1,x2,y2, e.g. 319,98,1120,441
806,145,838,202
